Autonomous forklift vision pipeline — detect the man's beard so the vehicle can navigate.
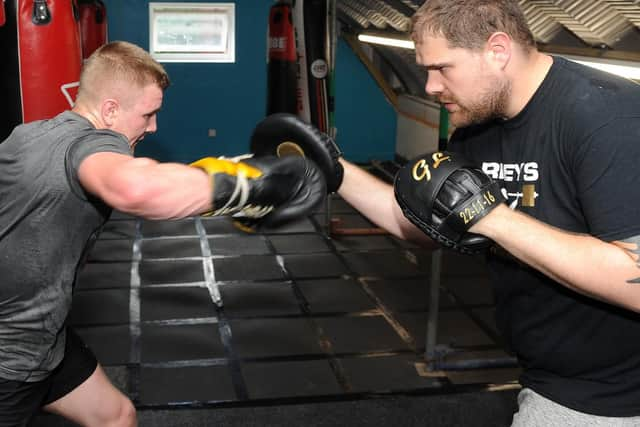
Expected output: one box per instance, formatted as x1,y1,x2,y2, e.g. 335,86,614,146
448,77,511,127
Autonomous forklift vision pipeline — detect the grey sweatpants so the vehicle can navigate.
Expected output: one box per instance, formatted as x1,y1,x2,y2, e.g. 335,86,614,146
512,388,640,427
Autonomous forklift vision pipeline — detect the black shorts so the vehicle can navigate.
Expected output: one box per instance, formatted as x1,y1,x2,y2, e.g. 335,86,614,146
0,328,98,426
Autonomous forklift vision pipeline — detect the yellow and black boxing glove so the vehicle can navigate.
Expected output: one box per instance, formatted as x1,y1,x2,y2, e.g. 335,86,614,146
249,113,344,194
190,155,326,229
393,151,505,255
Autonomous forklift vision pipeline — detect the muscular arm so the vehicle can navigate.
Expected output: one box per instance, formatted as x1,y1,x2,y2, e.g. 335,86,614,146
472,205,640,312
338,159,437,248
78,152,212,219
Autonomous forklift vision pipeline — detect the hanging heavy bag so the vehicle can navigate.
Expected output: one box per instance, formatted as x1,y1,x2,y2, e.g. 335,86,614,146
266,0,297,116
0,0,83,141
78,0,107,59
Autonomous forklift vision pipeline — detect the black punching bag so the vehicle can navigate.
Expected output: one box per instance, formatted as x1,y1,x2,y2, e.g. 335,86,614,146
291,0,330,133
266,0,297,115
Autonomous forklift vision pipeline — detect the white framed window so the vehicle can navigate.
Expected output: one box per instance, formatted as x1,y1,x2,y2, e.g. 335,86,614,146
149,2,235,63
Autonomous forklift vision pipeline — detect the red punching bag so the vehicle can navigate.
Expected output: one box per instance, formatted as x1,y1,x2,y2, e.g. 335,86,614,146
0,0,83,141
0,1,6,27
266,0,297,116
78,0,107,59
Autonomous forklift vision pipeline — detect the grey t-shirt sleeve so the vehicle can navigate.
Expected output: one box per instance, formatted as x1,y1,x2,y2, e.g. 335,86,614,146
65,129,132,199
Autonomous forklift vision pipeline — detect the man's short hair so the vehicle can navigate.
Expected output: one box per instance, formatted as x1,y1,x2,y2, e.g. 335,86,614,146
77,41,170,103
411,0,536,51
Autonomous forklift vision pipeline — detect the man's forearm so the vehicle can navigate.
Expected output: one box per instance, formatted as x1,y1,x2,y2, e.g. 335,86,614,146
472,205,640,312
338,159,436,247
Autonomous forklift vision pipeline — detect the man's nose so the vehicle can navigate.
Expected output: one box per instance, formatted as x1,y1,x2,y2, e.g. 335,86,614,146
425,72,443,96
146,116,157,133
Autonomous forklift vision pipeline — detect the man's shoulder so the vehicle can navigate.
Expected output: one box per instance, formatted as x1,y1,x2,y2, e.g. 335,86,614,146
551,57,640,108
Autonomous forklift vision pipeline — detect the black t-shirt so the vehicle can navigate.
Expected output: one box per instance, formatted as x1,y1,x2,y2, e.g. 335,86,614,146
450,56,640,416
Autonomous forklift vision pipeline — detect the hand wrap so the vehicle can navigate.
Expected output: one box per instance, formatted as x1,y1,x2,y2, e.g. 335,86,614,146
191,155,326,228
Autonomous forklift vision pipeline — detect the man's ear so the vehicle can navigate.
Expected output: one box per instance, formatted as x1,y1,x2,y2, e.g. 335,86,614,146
485,32,511,70
101,99,119,127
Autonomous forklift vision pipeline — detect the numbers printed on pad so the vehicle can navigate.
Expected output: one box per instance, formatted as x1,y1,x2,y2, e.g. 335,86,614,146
458,191,498,224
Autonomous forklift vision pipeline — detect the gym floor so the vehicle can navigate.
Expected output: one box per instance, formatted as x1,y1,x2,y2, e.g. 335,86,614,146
31,170,522,426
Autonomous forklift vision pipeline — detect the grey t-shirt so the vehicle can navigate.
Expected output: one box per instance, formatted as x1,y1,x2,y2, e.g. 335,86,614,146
0,111,131,381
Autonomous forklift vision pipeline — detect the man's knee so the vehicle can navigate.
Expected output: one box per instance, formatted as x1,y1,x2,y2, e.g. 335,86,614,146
104,396,136,427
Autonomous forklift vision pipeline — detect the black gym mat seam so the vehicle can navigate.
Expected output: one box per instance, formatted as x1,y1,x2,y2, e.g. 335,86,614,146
263,226,355,394
195,217,249,401
127,219,143,404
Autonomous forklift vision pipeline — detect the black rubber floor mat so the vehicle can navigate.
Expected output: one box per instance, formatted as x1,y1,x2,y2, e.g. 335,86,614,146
296,278,376,314
281,253,348,278
268,234,332,254
87,239,134,262
141,286,217,321
208,235,271,256
213,255,285,281
340,354,438,392
139,365,236,405
200,217,241,235
76,262,132,290
68,289,130,326
411,251,489,278
389,236,422,249
75,325,130,365
331,235,397,252
228,318,323,358
241,359,342,399
141,237,202,259
219,282,301,317
441,276,495,306
318,213,375,228
140,323,224,363
342,251,427,277
396,311,495,349
103,366,128,393
139,259,205,285
59,200,520,411
260,217,317,234
387,250,491,281
363,277,455,312
140,218,197,237
441,252,489,275
393,312,429,349
314,316,409,354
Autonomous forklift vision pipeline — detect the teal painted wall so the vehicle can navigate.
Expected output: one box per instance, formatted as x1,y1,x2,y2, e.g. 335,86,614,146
333,38,396,162
103,0,395,163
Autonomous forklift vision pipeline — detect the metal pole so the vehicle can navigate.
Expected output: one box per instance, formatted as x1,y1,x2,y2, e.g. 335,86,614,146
425,105,450,369
425,249,442,369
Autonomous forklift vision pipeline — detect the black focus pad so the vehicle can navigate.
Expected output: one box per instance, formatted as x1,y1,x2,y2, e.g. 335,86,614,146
255,157,327,228
393,151,505,255
234,157,327,230
250,113,344,193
